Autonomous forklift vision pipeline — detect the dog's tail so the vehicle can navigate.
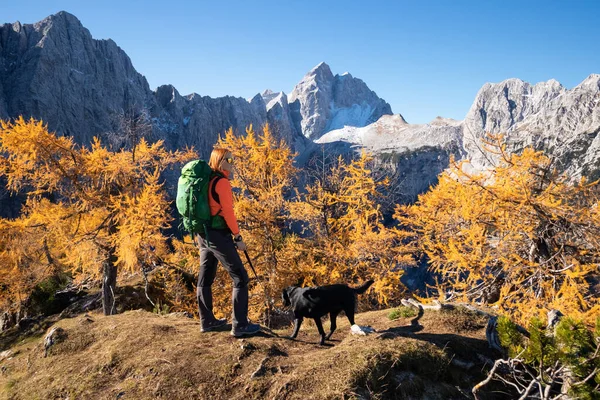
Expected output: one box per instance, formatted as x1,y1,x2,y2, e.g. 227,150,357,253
352,280,374,294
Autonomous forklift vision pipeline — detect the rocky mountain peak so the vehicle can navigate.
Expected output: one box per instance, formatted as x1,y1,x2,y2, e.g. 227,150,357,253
464,77,566,136
576,74,600,91
43,10,84,26
288,62,393,140
261,89,276,101
456,74,600,177
266,92,287,110
289,62,335,104
261,89,285,110
309,61,334,78
34,11,89,42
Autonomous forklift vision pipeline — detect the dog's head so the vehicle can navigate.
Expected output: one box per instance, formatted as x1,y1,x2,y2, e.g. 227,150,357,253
282,287,292,307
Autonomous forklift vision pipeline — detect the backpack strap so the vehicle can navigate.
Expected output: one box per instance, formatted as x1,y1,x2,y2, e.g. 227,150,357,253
209,175,223,211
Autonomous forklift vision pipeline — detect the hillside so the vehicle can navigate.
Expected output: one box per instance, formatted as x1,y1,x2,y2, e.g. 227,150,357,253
0,305,504,399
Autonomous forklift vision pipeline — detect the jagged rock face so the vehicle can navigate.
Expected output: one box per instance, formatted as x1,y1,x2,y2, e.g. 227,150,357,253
317,75,600,201
261,89,279,106
315,115,465,202
153,84,267,157
0,12,267,156
462,78,565,168
464,76,600,179
0,12,156,144
288,62,334,140
262,91,302,149
464,78,565,136
288,62,394,140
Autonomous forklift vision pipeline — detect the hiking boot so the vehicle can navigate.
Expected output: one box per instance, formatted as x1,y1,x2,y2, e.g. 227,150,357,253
200,318,228,333
231,323,261,337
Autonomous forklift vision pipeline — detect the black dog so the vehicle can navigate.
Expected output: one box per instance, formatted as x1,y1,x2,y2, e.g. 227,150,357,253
282,280,374,345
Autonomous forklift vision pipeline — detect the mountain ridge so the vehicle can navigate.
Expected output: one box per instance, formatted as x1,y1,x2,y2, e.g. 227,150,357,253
0,11,390,157
315,72,600,201
1,11,599,204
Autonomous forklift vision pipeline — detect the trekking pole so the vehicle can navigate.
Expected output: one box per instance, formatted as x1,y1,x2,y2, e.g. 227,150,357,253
243,250,259,280
242,250,272,327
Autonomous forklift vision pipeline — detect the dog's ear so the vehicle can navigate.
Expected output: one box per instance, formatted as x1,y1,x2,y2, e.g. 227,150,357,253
302,288,320,303
282,287,291,307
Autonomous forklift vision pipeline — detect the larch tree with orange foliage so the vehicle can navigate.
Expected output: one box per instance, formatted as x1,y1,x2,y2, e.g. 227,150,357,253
0,117,195,316
290,151,414,308
398,134,600,325
194,125,413,324
215,124,298,323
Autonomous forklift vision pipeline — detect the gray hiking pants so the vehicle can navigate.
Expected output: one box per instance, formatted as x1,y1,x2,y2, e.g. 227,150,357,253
195,229,250,329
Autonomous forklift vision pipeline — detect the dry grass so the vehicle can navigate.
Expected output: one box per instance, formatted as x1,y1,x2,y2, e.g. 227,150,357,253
0,306,509,400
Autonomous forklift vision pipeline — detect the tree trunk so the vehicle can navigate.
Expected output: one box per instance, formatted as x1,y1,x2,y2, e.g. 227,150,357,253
102,250,118,316
0,311,14,332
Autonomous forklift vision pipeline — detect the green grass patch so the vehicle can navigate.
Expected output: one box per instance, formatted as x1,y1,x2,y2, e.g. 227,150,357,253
4,378,17,391
388,306,418,320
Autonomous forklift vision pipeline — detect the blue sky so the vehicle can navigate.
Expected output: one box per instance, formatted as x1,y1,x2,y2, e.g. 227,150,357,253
2,0,599,124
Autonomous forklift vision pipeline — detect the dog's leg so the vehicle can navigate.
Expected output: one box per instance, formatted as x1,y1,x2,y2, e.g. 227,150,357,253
289,317,303,339
326,311,338,340
344,306,356,326
314,318,327,345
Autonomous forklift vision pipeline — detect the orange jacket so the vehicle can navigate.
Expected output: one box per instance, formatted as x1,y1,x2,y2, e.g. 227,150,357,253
208,171,240,235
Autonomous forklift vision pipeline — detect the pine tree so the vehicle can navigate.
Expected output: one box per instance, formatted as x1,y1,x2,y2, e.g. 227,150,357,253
481,314,600,399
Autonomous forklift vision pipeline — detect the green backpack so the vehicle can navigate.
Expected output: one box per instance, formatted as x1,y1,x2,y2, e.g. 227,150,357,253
176,160,227,236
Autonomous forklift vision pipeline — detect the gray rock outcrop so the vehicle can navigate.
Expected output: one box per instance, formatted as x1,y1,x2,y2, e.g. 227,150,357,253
288,62,395,140
262,90,308,153
464,75,600,179
0,13,390,160
0,13,156,145
316,75,600,201
153,84,268,154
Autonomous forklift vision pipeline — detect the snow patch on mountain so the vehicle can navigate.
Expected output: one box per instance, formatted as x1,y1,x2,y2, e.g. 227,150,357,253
266,92,287,111
261,89,281,108
327,102,374,132
317,114,462,154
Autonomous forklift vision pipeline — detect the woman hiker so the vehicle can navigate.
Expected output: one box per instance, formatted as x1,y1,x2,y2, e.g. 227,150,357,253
196,147,261,337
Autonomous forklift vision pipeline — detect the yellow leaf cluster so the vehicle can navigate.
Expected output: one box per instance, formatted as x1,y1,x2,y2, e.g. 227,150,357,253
0,117,196,312
164,126,414,321
401,134,600,325
291,151,412,307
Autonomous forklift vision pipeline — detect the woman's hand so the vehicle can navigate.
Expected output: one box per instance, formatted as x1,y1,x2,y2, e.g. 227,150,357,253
234,235,247,251
235,240,247,251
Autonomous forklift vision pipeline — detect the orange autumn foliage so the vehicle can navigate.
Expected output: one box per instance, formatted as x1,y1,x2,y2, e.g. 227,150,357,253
0,117,195,314
221,125,412,319
399,134,600,326
161,125,413,323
